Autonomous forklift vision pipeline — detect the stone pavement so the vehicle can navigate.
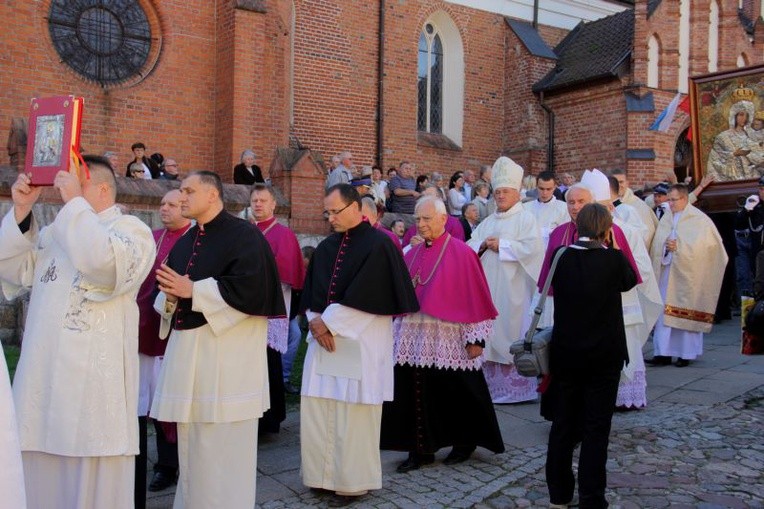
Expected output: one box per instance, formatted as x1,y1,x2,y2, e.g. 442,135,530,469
147,319,764,508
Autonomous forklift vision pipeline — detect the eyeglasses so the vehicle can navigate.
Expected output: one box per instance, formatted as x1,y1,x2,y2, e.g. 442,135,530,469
322,201,353,219
165,164,178,167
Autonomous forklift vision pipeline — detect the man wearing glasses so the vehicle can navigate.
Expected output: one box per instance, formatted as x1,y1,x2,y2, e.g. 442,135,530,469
299,184,418,505
649,184,728,367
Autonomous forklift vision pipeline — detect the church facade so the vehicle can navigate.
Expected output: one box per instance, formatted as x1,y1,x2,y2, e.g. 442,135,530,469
1,0,763,231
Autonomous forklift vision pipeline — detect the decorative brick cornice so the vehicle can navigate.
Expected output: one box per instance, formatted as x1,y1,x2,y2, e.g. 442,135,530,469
235,0,267,14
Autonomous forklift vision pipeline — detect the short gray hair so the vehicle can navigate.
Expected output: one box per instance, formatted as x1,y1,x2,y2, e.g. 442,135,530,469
361,197,377,221
415,195,447,215
240,149,256,162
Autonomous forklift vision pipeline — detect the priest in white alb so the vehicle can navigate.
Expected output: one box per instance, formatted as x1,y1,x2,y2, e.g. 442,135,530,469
588,170,662,408
468,157,544,404
540,170,662,410
523,171,570,248
610,168,657,247
0,156,155,508
609,175,651,249
649,183,728,367
523,170,570,328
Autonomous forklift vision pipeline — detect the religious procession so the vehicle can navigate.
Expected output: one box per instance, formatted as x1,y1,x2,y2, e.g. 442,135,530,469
1,146,753,509
3,0,764,508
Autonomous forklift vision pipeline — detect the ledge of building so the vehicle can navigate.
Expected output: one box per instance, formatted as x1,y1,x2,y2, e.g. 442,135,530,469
625,91,654,112
0,166,290,220
235,0,267,14
417,132,462,152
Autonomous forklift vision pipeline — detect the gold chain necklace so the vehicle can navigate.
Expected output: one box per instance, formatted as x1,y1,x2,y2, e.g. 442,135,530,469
407,234,451,287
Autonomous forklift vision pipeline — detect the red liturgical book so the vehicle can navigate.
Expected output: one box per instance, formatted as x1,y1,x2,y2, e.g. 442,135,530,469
24,96,84,186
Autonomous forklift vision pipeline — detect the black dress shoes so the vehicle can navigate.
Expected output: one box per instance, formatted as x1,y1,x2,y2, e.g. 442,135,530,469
674,358,690,367
396,452,435,473
645,355,672,366
148,471,177,492
443,446,476,465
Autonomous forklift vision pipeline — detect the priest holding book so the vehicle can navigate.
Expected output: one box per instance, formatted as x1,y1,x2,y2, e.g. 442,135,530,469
0,156,155,508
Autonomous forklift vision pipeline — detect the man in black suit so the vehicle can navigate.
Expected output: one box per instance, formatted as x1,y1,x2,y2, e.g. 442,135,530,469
459,202,479,241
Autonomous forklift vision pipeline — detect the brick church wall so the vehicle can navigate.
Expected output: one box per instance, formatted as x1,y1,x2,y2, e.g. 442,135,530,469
381,2,506,175
543,80,629,177
0,0,220,175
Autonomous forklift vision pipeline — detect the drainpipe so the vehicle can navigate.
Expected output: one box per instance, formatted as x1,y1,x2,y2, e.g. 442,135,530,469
539,90,555,172
376,0,386,167
533,0,540,29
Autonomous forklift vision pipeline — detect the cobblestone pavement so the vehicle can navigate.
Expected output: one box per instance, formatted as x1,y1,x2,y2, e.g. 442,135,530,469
148,320,764,508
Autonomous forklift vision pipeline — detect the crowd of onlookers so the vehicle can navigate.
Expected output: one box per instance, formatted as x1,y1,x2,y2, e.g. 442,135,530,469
320,150,727,249
112,142,182,181
115,144,266,184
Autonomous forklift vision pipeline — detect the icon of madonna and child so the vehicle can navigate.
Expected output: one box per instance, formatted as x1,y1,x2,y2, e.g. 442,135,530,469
704,83,764,182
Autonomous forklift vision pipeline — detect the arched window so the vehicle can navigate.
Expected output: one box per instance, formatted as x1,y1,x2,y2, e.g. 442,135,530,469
738,53,749,68
647,35,660,88
416,12,464,146
418,25,443,133
708,0,719,72
678,0,690,93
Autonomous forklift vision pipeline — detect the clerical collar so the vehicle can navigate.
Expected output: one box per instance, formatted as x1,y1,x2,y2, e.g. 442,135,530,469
344,220,370,236
538,196,554,204
573,236,605,249
198,209,228,230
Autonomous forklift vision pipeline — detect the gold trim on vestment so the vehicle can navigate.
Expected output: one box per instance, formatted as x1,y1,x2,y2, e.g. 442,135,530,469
664,305,715,324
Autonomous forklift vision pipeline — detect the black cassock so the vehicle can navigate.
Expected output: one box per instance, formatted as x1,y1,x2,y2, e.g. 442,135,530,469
167,210,285,328
166,210,286,431
300,220,419,317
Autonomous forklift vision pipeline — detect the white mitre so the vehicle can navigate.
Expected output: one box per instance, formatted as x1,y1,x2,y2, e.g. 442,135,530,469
580,168,610,202
492,156,523,190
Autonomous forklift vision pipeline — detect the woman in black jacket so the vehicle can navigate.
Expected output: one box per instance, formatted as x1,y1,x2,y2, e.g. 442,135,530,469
545,203,638,509
233,149,265,185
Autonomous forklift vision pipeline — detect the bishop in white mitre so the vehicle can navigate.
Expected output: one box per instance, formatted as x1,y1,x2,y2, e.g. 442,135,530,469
468,157,544,404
